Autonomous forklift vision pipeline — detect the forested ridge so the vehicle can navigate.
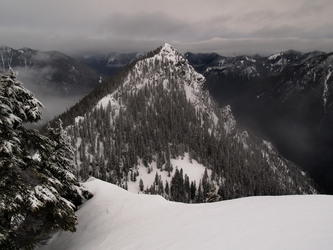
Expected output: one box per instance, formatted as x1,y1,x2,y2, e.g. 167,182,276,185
65,44,316,202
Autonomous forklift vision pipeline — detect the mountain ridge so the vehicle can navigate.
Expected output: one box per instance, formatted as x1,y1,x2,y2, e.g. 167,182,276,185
185,50,333,193
60,43,316,201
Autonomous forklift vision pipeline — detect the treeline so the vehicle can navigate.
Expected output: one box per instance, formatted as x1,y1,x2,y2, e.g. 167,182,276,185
141,168,220,203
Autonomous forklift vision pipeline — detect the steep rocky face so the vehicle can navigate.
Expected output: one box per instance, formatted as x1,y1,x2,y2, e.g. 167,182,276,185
62,44,316,202
186,50,333,193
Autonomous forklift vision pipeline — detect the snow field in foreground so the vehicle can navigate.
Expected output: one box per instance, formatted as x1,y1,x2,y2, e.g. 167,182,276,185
40,178,333,250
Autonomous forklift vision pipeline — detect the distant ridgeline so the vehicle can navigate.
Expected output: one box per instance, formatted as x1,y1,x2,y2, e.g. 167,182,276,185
60,44,316,202
185,50,333,193
0,46,100,96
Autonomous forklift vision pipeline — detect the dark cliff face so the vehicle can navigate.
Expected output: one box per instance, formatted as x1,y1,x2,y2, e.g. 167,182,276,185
186,50,333,193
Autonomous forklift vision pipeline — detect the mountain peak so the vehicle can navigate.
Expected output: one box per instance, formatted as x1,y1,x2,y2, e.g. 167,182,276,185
63,44,316,203
162,42,173,50
155,43,181,63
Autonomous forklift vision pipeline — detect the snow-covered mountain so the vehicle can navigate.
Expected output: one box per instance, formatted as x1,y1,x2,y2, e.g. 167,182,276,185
39,178,333,250
185,50,326,79
0,46,101,121
60,44,316,202
186,50,333,193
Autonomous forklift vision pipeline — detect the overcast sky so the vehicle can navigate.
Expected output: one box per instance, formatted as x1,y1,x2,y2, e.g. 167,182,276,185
1,0,333,56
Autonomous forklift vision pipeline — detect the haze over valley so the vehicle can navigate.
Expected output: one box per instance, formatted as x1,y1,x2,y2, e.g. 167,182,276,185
1,1,333,249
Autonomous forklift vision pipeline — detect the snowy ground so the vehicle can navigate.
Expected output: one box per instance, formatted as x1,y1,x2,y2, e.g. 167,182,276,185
40,178,333,250
127,153,212,193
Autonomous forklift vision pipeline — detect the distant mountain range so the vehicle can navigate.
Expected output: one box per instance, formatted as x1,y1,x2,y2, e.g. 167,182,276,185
0,46,101,121
184,50,333,193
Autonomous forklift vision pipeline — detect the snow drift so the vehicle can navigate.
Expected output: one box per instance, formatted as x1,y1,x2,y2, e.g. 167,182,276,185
40,178,333,250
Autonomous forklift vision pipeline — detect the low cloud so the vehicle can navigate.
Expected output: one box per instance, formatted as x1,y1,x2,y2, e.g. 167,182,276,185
32,51,53,63
15,66,56,95
14,66,82,122
174,37,333,56
0,0,333,56
99,12,194,41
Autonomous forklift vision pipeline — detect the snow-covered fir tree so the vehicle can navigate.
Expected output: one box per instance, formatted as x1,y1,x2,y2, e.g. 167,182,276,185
0,70,91,249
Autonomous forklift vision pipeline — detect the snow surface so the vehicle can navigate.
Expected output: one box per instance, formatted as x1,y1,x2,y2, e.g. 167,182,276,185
96,94,121,110
74,116,84,124
127,153,211,194
268,52,282,60
263,140,273,151
40,178,333,250
323,69,331,111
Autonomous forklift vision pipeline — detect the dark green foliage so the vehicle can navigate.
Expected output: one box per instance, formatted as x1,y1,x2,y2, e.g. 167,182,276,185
139,179,144,192
170,168,185,202
0,71,91,249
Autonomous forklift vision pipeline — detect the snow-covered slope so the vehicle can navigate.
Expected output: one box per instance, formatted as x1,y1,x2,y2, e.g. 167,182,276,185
65,43,316,201
40,178,333,250
126,153,211,194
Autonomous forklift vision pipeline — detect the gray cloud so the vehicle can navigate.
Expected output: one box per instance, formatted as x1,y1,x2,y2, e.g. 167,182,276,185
99,12,194,40
0,0,333,56
175,37,333,56
2,0,332,122
32,51,53,63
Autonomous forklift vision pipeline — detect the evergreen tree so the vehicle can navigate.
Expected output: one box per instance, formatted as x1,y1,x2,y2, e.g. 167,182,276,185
190,181,197,201
165,180,170,197
170,168,185,202
0,71,91,249
139,179,144,192
205,184,221,203
197,182,204,203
